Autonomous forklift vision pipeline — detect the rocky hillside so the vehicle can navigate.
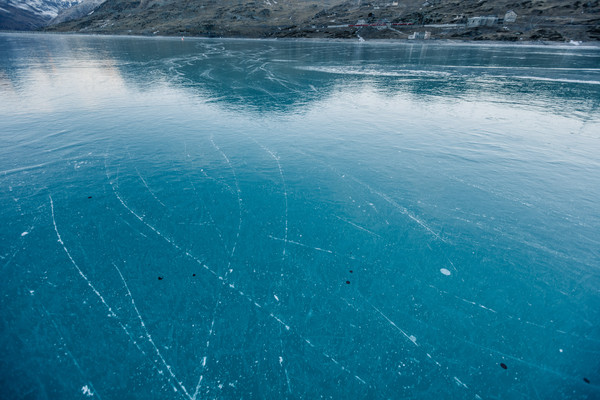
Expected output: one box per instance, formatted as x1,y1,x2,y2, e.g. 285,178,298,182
45,0,600,42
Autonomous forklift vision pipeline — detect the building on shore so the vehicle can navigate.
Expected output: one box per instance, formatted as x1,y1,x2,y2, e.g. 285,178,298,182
408,31,431,40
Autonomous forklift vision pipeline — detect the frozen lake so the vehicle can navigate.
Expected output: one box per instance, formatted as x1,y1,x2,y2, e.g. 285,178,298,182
1,33,599,399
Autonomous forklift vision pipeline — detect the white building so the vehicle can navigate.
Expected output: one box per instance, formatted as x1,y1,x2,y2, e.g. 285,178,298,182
504,10,517,23
408,31,431,40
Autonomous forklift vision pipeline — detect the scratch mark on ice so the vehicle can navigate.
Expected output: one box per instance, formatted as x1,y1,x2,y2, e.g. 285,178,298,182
353,178,447,243
279,354,292,394
192,137,244,400
454,377,468,389
369,302,419,347
268,235,333,254
181,146,228,252
134,165,166,208
209,137,242,269
336,216,382,239
296,150,446,244
262,145,289,258
39,303,103,400
238,134,289,258
50,195,189,399
113,262,193,400
50,195,116,319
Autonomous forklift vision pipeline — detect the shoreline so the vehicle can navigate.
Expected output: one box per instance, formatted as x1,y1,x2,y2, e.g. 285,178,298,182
2,30,600,49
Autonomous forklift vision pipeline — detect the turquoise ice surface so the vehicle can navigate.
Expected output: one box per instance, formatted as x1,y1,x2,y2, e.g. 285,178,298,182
1,33,599,399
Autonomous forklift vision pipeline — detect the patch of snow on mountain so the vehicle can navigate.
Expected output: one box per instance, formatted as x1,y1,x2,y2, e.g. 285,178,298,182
9,0,83,19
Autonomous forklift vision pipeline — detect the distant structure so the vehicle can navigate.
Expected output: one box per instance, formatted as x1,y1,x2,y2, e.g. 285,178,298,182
504,10,517,23
467,16,498,28
408,31,431,39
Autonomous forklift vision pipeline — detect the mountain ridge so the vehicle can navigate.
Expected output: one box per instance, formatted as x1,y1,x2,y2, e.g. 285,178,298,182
18,0,600,41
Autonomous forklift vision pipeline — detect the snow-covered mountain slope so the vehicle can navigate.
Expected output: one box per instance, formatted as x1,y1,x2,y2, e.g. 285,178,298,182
5,0,81,18
0,0,82,30
49,0,105,26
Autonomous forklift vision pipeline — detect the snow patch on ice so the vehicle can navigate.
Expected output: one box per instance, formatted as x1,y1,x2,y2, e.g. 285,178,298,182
81,385,93,397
